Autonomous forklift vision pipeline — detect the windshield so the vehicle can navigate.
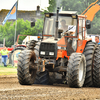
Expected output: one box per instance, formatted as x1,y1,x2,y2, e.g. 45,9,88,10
43,15,77,36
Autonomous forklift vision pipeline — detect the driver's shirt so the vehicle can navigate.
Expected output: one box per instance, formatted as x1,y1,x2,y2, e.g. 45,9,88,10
59,23,68,31
61,25,68,31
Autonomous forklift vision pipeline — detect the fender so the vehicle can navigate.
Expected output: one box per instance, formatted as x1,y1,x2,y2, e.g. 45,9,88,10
56,49,69,60
16,45,26,48
76,40,87,53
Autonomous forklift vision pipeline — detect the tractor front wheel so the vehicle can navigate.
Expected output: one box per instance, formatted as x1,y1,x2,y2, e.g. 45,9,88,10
67,53,86,88
17,50,37,85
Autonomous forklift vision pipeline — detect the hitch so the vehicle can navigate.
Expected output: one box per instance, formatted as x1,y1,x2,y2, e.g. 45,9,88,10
35,59,56,72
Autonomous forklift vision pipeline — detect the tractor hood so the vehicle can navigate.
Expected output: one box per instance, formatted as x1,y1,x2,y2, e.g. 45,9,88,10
39,36,68,59
41,36,67,49
42,37,59,43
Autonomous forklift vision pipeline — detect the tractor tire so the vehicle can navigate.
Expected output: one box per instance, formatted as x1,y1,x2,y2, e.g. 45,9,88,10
17,50,37,85
49,72,56,84
27,40,37,50
93,45,100,87
10,46,25,66
28,41,50,85
11,46,26,53
49,72,63,84
83,42,97,87
28,40,40,58
67,53,86,88
28,40,57,85
34,71,50,85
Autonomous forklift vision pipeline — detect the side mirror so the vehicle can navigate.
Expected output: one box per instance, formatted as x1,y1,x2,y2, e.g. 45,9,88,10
86,20,91,29
31,21,35,27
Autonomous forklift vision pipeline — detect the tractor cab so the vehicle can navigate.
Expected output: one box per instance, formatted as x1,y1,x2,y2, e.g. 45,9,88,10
43,11,78,38
39,11,88,60
43,11,89,40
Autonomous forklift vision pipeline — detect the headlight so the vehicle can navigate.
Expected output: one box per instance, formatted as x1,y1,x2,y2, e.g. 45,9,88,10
40,51,45,55
49,52,54,56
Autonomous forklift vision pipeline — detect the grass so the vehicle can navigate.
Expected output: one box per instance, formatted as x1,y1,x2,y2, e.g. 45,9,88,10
0,65,17,76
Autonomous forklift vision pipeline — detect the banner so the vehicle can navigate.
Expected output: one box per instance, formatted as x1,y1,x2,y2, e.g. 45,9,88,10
2,1,18,25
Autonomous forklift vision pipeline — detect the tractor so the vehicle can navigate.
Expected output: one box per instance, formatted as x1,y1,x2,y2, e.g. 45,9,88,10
17,0,100,87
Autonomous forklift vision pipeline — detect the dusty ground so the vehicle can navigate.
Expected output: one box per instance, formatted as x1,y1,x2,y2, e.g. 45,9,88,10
0,75,100,100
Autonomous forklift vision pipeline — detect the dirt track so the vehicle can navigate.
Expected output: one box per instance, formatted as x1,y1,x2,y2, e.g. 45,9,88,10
0,75,100,100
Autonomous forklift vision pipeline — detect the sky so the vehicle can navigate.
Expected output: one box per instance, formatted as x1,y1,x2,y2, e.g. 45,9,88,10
0,0,49,11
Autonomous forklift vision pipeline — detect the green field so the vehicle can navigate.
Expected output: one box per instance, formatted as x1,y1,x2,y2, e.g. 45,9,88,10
0,65,17,76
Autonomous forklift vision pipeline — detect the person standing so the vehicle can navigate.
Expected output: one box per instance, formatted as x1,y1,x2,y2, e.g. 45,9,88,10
95,36,100,44
0,46,9,67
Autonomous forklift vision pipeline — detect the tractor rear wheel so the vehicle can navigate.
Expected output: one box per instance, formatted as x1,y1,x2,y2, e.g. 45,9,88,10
83,42,97,87
17,50,37,85
67,53,86,88
93,45,100,87
34,71,50,85
9,46,25,66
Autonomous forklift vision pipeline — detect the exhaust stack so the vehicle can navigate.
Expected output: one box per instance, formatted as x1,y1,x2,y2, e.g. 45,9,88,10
55,7,60,40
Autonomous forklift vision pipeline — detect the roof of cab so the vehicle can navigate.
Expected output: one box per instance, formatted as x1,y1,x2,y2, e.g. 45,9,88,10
59,11,77,14
45,11,78,15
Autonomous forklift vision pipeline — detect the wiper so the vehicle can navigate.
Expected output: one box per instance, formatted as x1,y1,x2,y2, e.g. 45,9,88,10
62,26,74,36
66,26,74,32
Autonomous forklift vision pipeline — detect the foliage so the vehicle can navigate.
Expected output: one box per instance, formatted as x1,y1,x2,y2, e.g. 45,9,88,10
0,19,43,47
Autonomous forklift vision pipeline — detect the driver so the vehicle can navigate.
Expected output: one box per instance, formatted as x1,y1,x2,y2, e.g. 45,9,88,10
60,19,75,36
60,19,68,31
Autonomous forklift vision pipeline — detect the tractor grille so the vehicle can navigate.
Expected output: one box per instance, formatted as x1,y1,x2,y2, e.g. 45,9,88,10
39,43,57,59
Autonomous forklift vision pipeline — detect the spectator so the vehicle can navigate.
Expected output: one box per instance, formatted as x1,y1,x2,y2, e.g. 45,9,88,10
95,36,100,44
0,46,9,67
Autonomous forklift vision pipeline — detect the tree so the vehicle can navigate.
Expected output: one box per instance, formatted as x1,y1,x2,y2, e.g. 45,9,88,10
0,19,43,47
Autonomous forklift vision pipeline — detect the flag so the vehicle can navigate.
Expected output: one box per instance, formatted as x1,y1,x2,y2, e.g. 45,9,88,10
2,1,18,25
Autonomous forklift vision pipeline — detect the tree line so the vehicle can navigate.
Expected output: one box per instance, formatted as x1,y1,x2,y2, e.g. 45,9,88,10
0,19,43,47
